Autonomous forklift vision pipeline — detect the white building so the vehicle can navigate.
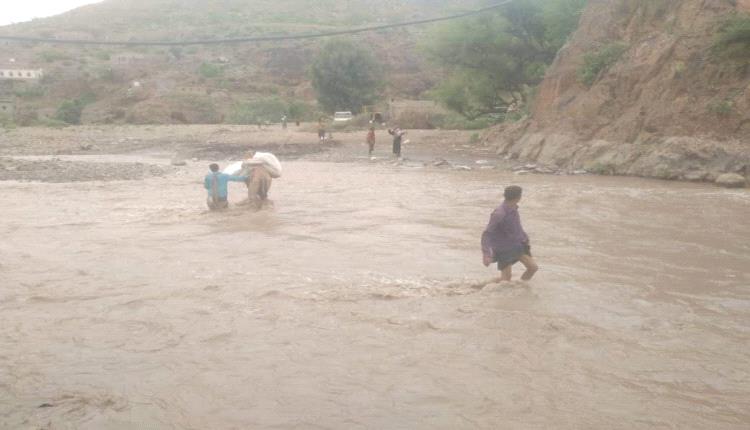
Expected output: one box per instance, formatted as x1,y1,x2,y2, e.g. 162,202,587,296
111,53,146,65
0,69,44,80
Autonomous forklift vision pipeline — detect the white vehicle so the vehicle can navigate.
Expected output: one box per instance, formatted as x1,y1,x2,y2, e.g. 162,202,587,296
333,111,353,122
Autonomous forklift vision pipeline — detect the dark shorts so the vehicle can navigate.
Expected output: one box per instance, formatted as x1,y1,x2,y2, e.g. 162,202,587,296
495,244,531,270
207,196,228,210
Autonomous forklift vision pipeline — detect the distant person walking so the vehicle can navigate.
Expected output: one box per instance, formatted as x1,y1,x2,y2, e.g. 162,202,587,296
366,126,376,156
204,163,248,211
282,115,288,130
318,117,327,141
388,127,406,158
481,185,539,282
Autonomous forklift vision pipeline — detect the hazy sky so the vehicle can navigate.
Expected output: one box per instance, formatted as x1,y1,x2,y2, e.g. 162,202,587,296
1,1,103,26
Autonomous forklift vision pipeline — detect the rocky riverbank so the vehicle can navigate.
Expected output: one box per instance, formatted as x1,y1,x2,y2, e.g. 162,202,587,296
485,0,749,189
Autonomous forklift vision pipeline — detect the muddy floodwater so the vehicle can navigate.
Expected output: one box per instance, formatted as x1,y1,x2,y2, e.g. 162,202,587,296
1,157,749,429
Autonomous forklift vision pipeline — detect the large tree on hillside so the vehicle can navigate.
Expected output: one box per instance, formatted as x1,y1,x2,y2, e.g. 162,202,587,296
311,40,384,114
423,0,588,120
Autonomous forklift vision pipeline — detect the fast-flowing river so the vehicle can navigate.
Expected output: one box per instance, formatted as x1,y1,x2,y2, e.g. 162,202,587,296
1,159,749,429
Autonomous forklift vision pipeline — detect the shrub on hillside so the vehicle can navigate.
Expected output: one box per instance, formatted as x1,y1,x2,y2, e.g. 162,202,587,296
166,95,222,124
579,43,627,87
714,14,750,59
430,112,495,130
287,100,320,123
392,111,436,130
93,51,111,61
14,107,39,127
0,113,15,128
56,100,85,125
198,62,223,78
707,99,735,117
228,98,319,125
13,86,45,99
55,92,97,125
229,98,288,125
37,50,71,63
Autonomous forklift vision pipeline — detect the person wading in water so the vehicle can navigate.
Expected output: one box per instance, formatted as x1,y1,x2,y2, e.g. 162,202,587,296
481,185,539,281
204,163,248,210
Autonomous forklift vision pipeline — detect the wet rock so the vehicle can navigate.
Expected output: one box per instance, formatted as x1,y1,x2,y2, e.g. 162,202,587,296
715,173,747,188
171,159,187,166
534,166,557,174
433,158,451,167
683,171,708,182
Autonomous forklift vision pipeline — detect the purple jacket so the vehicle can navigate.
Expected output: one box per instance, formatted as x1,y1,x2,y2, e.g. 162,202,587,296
481,202,529,258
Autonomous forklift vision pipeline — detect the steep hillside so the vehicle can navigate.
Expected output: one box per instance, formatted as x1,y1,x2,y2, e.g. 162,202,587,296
0,0,481,125
492,0,750,183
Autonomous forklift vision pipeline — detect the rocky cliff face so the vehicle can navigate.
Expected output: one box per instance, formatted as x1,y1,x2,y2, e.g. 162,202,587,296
492,0,750,183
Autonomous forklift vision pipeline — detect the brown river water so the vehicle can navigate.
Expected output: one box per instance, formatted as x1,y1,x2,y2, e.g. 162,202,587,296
1,158,749,429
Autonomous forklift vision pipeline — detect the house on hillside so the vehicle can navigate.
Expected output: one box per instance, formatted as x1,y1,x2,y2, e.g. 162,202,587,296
111,53,146,65
0,69,44,80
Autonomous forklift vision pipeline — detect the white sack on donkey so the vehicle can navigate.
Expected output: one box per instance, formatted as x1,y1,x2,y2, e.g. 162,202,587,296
223,152,282,178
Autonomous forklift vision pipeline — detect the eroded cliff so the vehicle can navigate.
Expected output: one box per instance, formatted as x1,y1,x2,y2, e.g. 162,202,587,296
492,0,750,183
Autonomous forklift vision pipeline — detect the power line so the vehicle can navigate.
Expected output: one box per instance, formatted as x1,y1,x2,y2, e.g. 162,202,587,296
0,1,514,47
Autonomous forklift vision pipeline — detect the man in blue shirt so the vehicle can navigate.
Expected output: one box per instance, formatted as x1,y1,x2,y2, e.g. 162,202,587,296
204,163,248,210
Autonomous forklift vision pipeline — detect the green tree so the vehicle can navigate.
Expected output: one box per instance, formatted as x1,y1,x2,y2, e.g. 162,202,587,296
423,0,587,120
56,99,85,125
311,40,383,114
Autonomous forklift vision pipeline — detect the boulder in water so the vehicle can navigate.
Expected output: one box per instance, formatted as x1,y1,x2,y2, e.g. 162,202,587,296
715,173,746,188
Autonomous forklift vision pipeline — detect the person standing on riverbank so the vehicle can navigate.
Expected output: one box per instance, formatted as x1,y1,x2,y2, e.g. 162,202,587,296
481,185,539,281
366,126,376,156
204,163,248,211
318,117,327,141
388,127,406,158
